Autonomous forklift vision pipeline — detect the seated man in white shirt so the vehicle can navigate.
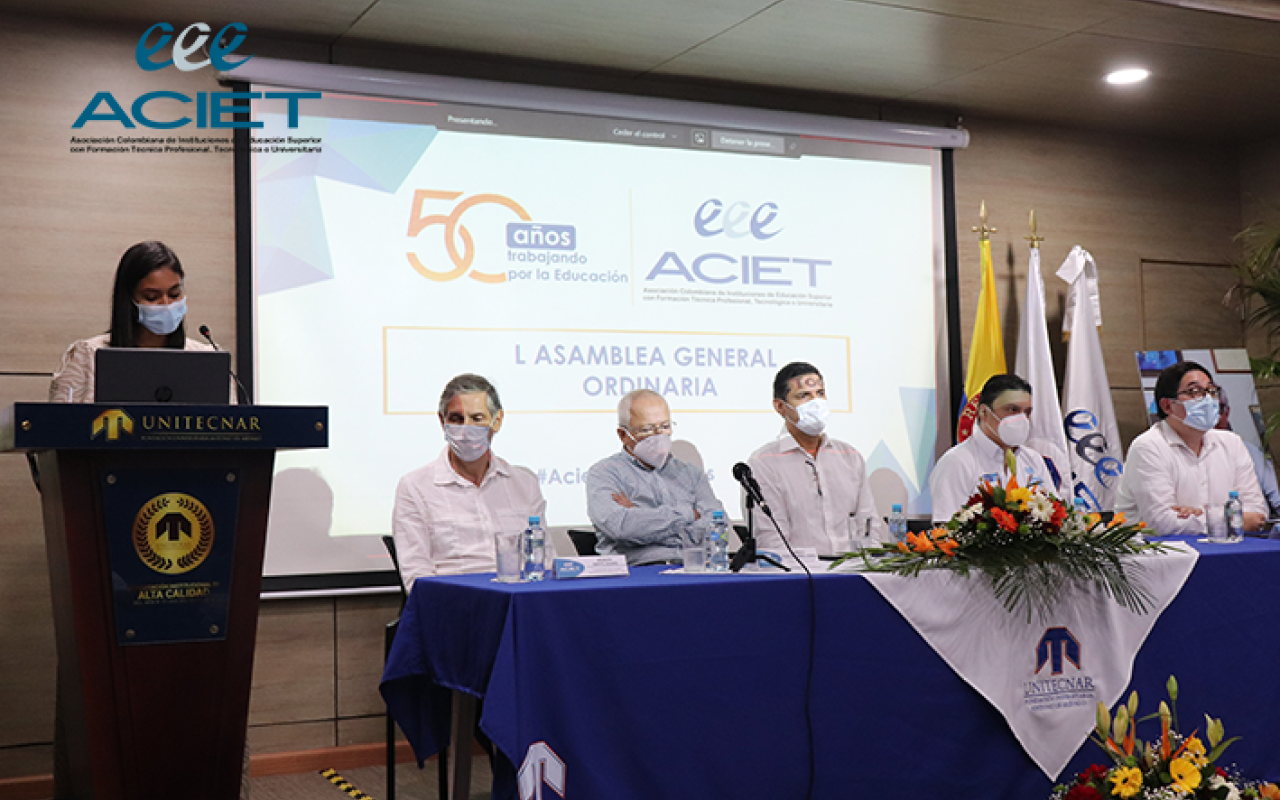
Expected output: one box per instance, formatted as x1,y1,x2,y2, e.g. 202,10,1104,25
930,373,1052,522
745,361,883,555
392,373,547,592
586,389,724,565
1116,360,1265,535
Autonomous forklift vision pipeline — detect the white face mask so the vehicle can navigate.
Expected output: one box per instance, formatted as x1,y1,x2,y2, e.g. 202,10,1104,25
627,431,671,469
991,411,1030,448
444,423,492,462
1179,395,1220,432
135,297,187,336
787,397,829,436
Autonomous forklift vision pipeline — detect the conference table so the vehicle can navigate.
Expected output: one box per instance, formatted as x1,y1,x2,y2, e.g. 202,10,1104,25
381,537,1280,799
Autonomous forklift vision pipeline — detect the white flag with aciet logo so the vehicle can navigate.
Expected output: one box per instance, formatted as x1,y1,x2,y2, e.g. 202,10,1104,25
1015,247,1070,491
1057,246,1123,512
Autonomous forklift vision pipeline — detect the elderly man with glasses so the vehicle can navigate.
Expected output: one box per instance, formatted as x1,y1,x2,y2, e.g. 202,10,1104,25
586,389,724,565
1116,360,1266,534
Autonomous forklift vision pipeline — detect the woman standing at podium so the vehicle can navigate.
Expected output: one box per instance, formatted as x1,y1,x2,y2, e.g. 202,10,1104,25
48,240,215,403
43,241,253,798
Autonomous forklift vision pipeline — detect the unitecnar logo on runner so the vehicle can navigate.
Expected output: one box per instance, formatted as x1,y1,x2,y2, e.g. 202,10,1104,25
71,22,317,131
406,189,616,286
1022,626,1097,713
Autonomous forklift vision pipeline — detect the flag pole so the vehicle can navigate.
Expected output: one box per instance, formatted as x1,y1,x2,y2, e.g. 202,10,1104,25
1025,209,1044,250
973,200,996,241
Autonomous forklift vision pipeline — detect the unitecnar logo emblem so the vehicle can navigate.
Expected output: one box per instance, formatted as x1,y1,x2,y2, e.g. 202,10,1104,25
93,409,134,441
133,493,215,575
1035,626,1081,675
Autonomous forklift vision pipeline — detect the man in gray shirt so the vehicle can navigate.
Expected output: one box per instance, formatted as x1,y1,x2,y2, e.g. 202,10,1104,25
586,389,724,565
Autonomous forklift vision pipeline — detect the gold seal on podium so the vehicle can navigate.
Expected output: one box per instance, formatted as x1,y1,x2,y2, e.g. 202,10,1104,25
132,493,215,575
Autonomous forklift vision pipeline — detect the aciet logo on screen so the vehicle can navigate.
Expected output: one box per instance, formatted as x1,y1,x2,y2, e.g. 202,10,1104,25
71,23,318,130
405,188,626,285
645,199,832,287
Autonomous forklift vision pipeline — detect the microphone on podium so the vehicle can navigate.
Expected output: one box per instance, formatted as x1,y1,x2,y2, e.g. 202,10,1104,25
199,324,249,405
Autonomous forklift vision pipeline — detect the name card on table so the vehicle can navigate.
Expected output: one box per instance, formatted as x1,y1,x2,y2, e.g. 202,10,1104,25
755,547,820,571
554,555,630,579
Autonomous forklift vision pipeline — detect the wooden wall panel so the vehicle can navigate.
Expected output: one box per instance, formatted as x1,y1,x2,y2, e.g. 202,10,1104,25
0,14,236,376
952,118,1243,448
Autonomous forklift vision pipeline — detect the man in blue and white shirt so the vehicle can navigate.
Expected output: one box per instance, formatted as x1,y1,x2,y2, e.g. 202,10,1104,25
586,389,724,565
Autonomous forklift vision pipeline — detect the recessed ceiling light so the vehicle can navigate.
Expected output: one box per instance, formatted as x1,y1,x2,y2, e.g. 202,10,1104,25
1105,68,1150,85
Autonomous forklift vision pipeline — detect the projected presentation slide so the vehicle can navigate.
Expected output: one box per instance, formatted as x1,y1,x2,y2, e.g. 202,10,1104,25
251,87,947,579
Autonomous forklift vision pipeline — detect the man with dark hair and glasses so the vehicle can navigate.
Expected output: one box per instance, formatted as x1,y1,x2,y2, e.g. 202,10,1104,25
930,373,1053,522
586,389,724,565
745,362,883,555
1116,360,1265,534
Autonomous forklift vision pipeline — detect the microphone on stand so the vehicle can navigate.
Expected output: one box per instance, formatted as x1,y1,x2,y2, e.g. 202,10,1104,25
730,462,788,572
199,325,249,405
732,462,771,517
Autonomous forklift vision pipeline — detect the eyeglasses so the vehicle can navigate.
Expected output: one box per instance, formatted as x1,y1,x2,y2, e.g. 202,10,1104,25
1176,385,1221,401
628,421,676,437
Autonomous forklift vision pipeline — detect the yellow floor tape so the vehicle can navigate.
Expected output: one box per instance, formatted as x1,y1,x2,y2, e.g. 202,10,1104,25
319,767,375,800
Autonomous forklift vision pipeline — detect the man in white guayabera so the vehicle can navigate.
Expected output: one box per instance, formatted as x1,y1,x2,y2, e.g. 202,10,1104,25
745,361,883,555
392,373,546,593
930,373,1053,522
1115,360,1265,535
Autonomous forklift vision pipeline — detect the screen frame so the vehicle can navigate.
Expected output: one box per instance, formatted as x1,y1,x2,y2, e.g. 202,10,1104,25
226,65,967,596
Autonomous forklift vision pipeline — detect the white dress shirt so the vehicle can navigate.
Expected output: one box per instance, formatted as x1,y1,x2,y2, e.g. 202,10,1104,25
1115,421,1264,535
392,448,547,591
929,425,1052,522
746,431,884,556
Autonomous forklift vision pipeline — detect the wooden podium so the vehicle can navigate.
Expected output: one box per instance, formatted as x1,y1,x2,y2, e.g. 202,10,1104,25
1,402,327,800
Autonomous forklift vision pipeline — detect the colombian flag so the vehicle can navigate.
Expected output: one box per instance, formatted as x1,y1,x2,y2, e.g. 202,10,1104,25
956,237,1007,442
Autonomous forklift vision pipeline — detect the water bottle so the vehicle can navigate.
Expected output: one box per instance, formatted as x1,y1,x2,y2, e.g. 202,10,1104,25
1225,491,1244,543
522,515,545,581
888,504,907,544
708,511,730,572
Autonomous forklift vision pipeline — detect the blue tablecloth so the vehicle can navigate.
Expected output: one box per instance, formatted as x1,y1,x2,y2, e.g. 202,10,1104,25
380,537,1280,799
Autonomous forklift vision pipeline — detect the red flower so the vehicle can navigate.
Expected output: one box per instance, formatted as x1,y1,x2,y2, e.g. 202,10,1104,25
1078,765,1108,784
1216,767,1228,777
1064,784,1103,800
1049,502,1067,527
991,507,1019,532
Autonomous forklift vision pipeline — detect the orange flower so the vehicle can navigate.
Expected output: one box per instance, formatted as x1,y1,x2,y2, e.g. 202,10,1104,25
1259,783,1280,800
896,541,909,554
1110,512,1127,526
991,507,1019,532
937,538,959,557
907,532,936,553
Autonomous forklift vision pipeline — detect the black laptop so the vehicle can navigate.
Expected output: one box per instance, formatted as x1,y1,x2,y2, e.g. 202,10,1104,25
95,348,232,404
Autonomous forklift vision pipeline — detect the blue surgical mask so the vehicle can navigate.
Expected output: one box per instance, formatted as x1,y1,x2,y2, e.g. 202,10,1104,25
1180,394,1220,432
135,297,187,336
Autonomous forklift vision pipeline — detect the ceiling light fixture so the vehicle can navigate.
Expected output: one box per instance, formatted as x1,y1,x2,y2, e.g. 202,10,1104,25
1105,68,1151,85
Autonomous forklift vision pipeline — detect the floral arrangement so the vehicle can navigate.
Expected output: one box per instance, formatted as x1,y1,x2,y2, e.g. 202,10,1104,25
1053,676,1278,800
836,477,1169,619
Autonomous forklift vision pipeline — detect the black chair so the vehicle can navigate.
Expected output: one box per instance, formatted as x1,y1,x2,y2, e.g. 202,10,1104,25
567,528,599,556
381,535,448,800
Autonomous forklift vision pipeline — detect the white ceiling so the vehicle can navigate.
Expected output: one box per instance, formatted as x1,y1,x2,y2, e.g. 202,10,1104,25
8,0,1280,142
